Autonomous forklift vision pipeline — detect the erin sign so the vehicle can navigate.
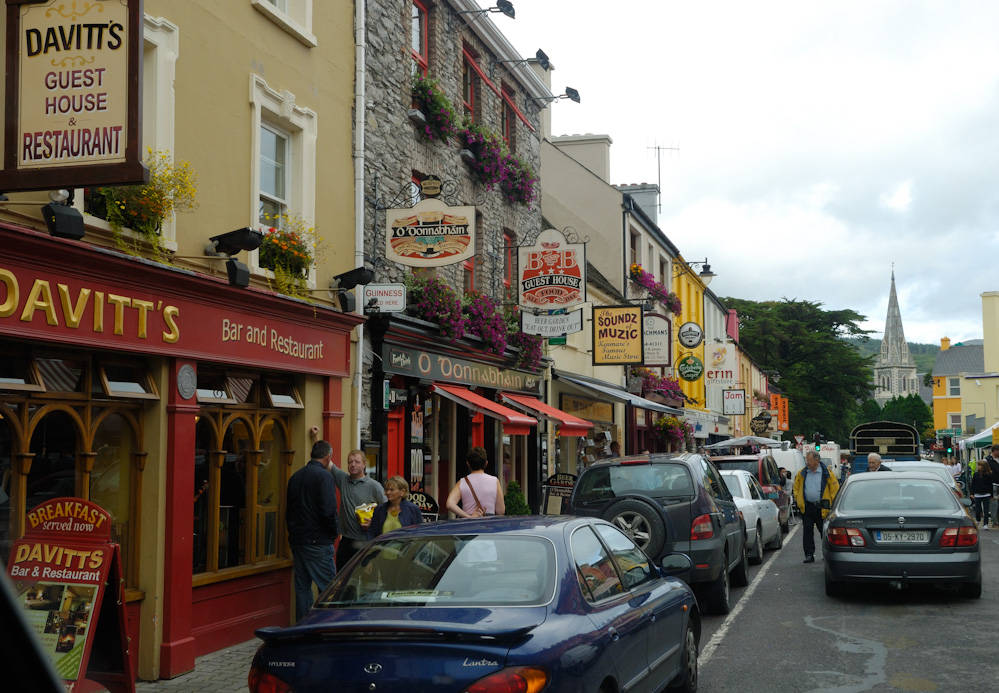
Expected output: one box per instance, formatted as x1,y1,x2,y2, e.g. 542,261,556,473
0,0,148,191
385,198,475,267
518,228,585,310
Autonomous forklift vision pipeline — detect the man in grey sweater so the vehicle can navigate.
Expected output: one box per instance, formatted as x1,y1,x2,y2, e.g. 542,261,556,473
329,448,386,570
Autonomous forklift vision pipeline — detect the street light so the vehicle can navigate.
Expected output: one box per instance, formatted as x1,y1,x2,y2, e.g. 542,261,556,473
672,258,716,286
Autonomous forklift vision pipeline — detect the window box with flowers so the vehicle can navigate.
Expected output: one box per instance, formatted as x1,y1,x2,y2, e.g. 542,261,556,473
631,367,684,403
653,414,694,452
456,121,538,207
258,213,319,298
411,73,459,145
629,264,681,315
84,147,198,259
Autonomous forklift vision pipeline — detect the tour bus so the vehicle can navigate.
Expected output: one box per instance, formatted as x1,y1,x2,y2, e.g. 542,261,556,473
849,421,921,473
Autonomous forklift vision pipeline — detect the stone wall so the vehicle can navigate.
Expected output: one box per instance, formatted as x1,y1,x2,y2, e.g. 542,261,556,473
359,0,544,437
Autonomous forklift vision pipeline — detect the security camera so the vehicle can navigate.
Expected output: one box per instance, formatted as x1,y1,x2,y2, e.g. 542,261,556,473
330,266,375,291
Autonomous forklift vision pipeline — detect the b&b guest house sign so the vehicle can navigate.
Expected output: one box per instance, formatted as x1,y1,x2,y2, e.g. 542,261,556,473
518,228,585,310
0,0,148,191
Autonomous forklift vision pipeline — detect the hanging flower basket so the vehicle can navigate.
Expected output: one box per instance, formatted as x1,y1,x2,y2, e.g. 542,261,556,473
629,264,681,315
411,74,459,144
631,367,684,401
653,415,694,450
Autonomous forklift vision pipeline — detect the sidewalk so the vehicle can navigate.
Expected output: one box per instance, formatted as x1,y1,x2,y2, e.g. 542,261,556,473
133,638,259,692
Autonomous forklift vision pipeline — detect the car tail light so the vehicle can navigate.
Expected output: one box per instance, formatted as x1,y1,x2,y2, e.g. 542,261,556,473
827,527,865,547
248,668,293,693
691,513,714,540
940,527,978,547
463,666,549,693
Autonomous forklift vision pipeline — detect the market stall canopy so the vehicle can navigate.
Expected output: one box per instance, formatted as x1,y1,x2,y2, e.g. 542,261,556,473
703,436,785,450
554,372,685,415
960,423,999,450
499,393,594,437
429,384,536,435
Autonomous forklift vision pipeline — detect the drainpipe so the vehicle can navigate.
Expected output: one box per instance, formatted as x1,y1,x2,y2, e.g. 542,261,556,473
353,0,366,448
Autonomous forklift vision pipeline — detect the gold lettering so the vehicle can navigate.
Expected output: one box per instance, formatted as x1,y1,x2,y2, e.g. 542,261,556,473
14,544,29,563
0,269,18,317
20,279,58,325
132,299,153,339
89,550,104,569
107,294,130,335
162,305,180,343
57,284,91,328
93,291,105,332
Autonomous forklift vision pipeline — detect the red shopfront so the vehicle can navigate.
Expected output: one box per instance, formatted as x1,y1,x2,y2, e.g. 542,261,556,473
0,224,362,679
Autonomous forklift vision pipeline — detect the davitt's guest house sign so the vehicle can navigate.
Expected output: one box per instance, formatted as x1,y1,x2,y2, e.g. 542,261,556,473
518,228,585,309
0,0,147,191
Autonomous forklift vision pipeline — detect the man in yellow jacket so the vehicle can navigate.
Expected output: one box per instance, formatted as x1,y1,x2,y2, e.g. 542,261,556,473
793,449,840,563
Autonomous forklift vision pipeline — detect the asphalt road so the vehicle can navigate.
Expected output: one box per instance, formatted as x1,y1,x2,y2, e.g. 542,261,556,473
697,517,999,692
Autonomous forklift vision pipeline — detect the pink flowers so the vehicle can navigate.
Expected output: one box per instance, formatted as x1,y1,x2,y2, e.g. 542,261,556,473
458,123,538,207
629,264,682,315
412,75,458,144
631,367,684,400
654,415,694,447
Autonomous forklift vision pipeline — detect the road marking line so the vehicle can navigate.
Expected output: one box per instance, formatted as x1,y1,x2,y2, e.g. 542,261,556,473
699,522,800,666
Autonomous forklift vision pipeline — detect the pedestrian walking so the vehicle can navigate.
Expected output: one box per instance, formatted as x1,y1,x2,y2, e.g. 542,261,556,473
970,459,993,528
367,476,423,539
446,446,505,518
286,439,339,622
793,449,840,563
329,447,387,570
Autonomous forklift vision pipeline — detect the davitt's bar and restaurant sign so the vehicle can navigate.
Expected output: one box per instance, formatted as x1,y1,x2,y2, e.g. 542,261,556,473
592,305,643,365
0,0,148,191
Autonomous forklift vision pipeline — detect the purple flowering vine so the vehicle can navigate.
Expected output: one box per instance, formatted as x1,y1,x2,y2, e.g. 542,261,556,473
631,367,684,400
411,74,458,144
457,121,538,207
629,264,682,315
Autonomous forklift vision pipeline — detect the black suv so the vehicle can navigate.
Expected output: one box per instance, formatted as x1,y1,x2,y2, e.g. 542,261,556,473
569,452,748,614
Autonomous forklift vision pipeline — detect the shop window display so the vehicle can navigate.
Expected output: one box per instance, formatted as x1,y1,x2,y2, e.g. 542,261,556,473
90,413,133,554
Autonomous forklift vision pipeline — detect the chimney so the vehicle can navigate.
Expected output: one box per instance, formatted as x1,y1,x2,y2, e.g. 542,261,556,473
615,183,660,224
550,134,613,183
940,337,951,351
727,309,740,343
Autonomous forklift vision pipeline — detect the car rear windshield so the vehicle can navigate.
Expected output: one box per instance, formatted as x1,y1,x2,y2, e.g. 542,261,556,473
575,463,694,501
711,460,757,476
315,535,556,608
839,479,957,512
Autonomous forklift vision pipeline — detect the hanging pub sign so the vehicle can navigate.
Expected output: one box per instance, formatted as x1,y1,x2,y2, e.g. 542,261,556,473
385,198,475,267
522,308,583,338
677,322,704,349
723,389,746,415
676,353,704,382
518,228,585,310
541,473,577,515
642,313,672,367
7,497,134,692
592,305,643,365
0,0,148,192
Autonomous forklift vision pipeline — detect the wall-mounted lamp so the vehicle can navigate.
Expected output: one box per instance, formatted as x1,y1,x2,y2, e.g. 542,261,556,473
205,227,263,256
0,188,85,240
450,0,514,29
330,266,375,312
528,86,580,109
490,48,549,79
672,257,716,286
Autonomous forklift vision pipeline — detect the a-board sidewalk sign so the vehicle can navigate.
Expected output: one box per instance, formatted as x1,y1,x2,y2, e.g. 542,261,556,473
7,497,134,693
542,473,577,514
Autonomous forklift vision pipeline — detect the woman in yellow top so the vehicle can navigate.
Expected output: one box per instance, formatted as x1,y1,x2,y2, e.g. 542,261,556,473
366,476,423,539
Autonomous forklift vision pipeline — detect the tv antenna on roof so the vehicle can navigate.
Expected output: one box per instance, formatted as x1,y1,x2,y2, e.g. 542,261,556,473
647,140,679,212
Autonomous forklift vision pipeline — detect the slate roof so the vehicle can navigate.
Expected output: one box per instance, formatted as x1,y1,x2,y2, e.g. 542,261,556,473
932,343,985,376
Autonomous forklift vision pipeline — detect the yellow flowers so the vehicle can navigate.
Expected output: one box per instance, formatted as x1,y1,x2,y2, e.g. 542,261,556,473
259,212,322,298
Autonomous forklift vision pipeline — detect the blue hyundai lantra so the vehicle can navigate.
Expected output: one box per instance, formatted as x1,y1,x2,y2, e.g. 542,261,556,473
250,516,700,693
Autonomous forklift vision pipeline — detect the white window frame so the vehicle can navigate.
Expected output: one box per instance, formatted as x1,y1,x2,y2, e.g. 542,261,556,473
949,377,960,397
78,15,180,250
259,123,291,224
948,413,962,430
251,0,316,48
249,74,317,284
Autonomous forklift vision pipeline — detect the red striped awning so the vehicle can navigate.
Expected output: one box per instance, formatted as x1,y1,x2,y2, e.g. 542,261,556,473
429,384,536,435
499,393,594,437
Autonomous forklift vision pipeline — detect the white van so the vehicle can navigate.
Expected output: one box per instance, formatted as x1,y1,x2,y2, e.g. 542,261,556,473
771,448,806,479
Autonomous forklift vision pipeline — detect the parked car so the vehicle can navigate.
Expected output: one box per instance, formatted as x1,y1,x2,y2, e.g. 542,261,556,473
249,516,701,693
569,452,748,614
887,460,964,503
720,469,783,563
823,471,981,598
710,453,791,533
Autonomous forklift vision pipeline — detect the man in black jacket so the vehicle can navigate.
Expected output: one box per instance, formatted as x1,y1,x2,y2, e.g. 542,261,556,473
287,440,338,622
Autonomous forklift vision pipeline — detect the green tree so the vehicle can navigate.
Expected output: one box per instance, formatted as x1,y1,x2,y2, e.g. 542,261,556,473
880,393,934,440
722,298,875,442
857,398,883,424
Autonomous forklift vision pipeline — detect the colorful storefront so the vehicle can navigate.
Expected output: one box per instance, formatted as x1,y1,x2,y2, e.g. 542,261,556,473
0,224,362,678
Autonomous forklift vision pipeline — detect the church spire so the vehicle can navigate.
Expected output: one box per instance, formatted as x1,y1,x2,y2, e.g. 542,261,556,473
879,273,914,367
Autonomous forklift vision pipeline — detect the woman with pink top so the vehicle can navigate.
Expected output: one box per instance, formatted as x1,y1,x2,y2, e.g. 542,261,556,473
446,446,505,518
